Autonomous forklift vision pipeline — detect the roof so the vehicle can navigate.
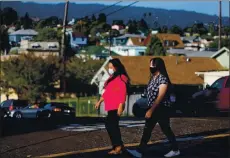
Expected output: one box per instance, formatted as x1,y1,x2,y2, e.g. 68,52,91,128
93,56,224,85
10,29,38,36
143,33,184,48
181,36,200,42
72,32,87,38
156,33,184,48
211,47,230,58
168,49,217,57
128,37,144,46
143,33,152,46
116,34,146,39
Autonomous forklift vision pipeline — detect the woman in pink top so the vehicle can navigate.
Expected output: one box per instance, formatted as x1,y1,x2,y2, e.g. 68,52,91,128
95,58,130,155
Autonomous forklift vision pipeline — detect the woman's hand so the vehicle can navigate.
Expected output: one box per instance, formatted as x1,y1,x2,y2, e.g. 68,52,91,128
95,101,101,110
117,103,125,116
145,108,154,119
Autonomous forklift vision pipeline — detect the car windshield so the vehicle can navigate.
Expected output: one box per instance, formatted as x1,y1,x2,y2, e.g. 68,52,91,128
210,77,225,89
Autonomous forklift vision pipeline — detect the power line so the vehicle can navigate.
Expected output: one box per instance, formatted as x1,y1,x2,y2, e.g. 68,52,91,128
79,1,122,20
87,1,122,17
106,1,139,17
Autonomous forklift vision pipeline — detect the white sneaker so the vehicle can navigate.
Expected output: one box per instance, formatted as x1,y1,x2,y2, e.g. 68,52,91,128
126,149,142,158
164,150,180,157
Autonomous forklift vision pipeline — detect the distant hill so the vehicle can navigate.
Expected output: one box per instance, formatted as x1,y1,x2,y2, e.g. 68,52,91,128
1,1,228,28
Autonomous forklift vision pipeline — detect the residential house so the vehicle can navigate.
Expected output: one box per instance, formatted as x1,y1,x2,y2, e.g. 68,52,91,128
91,56,224,116
113,34,146,46
68,32,88,49
68,18,76,25
167,49,217,57
107,46,147,56
19,40,60,56
211,47,230,69
9,29,38,44
178,36,213,51
111,25,125,31
156,33,184,49
126,37,145,46
7,26,16,34
168,47,229,69
144,33,184,49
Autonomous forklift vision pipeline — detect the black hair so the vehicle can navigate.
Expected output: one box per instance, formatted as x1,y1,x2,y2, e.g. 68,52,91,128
104,58,130,88
149,57,171,84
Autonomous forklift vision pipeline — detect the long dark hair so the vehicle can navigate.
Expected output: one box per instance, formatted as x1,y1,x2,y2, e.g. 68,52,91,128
149,57,171,85
104,58,130,88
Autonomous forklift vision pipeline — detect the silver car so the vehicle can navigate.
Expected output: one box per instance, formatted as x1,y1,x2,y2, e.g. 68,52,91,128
10,104,51,119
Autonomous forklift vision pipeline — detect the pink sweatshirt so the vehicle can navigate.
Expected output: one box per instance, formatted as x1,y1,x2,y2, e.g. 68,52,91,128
102,75,128,111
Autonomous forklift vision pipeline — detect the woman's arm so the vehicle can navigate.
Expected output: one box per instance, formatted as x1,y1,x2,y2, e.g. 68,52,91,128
98,97,104,104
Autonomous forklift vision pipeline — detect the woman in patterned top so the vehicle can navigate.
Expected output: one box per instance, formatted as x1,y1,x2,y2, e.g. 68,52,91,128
128,58,180,158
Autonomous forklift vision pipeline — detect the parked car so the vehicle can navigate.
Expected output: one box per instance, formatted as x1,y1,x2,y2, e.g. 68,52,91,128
0,106,4,137
9,104,51,119
132,93,177,118
0,99,28,118
43,102,75,119
187,76,230,116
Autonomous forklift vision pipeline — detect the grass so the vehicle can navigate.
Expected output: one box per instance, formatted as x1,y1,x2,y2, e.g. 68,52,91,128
49,96,99,117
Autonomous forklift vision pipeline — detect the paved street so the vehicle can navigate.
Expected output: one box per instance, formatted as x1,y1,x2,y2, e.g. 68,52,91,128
0,117,229,158
51,135,229,158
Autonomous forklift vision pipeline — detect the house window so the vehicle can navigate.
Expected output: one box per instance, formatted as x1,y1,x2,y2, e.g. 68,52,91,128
139,52,144,56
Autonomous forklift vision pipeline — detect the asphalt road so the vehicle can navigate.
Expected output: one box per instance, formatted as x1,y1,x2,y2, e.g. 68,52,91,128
0,117,229,158
56,136,230,158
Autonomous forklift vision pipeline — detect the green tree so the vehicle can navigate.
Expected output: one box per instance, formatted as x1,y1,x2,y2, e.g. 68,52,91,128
192,23,208,36
169,25,183,35
161,25,168,33
223,26,230,37
21,12,33,29
44,16,59,27
91,14,96,22
208,22,216,36
127,20,138,34
1,7,18,25
0,54,60,102
137,19,149,32
98,13,106,23
0,26,10,54
145,36,165,56
65,57,104,93
209,38,230,49
34,28,59,41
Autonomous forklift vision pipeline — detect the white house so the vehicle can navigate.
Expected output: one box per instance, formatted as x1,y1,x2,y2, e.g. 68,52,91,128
211,47,230,69
111,25,124,31
195,71,229,88
108,46,147,56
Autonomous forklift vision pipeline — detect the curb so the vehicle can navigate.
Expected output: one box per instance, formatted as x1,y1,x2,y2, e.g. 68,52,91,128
36,133,230,158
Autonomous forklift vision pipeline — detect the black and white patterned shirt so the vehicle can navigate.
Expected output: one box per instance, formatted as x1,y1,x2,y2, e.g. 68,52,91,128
147,74,171,107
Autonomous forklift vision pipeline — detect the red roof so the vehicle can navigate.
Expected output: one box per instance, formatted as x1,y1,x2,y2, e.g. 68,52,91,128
143,33,152,46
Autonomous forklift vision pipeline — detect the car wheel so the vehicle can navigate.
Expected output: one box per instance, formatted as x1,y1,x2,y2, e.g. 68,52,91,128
14,112,22,119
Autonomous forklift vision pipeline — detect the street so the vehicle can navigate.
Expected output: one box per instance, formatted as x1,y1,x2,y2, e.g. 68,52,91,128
0,117,229,158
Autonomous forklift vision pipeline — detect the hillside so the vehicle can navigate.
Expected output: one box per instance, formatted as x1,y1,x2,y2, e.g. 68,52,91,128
1,1,228,28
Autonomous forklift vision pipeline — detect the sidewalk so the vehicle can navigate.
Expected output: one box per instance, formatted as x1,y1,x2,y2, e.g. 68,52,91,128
38,132,230,158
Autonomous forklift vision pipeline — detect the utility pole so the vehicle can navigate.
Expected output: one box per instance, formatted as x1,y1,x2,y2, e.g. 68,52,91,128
218,0,222,50
109,29,112,56
60,0,69,96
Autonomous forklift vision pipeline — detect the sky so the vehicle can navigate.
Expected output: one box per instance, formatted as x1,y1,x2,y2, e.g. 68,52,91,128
23,0,229,17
